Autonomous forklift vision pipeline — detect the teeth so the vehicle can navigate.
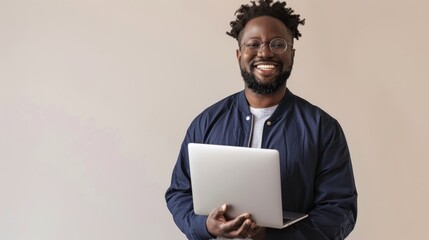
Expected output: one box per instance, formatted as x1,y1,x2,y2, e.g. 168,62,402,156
256,64,276,70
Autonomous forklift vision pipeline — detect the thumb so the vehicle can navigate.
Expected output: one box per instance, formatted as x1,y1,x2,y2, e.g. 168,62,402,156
216,204,228,217
221,204,228,213
210,204,228,219
206,204,228,237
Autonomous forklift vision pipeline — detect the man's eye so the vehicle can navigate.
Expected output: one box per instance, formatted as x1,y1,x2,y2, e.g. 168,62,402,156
272,43,286,48
247,43,260,49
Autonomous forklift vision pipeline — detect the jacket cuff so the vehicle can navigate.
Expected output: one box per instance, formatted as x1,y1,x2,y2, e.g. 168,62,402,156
193,215,214,239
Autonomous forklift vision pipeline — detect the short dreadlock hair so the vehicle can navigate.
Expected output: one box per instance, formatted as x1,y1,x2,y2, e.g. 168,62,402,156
226,0,305,43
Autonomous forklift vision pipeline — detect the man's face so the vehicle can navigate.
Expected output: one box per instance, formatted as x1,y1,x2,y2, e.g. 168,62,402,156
237,16,295,95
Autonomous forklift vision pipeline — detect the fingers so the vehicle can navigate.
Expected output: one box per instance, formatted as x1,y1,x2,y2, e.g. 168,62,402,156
232,217,253,237
219,213,256,239
206,205,227,237
206,204,259,239
210,204,227,220
220,213,250,232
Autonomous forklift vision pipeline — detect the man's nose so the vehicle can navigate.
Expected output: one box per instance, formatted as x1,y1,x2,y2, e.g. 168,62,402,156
257,43,274,58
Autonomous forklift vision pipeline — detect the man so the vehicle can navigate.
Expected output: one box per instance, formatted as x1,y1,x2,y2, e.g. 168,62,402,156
165,0,357,239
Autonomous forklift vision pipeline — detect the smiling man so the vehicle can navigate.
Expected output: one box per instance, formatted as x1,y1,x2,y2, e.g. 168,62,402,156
165,1,357,239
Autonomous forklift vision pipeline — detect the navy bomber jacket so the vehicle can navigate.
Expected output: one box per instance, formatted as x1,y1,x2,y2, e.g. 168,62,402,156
165,89,357,240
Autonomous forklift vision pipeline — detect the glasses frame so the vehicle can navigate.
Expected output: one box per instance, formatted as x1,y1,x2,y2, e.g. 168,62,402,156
239,38,293,55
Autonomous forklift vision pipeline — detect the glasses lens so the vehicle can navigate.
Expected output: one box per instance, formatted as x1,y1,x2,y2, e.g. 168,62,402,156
270,38,287,54
243,39,261,54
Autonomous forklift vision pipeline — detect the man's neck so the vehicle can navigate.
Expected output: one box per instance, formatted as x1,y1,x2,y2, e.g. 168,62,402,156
244,87,287,108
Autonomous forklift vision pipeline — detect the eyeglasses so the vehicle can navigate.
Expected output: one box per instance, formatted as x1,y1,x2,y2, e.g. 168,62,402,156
239,38,292,55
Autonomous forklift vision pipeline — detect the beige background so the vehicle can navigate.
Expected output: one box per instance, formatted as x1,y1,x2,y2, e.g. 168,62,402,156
1,0,428,239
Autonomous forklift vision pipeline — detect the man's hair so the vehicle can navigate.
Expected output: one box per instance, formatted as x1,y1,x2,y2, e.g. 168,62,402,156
226,0,305,42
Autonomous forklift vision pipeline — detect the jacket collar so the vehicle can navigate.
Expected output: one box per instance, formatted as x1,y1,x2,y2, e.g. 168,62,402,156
238,88,295,121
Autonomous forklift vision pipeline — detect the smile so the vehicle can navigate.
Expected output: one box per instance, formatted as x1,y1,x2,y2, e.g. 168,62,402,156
256,64,277,70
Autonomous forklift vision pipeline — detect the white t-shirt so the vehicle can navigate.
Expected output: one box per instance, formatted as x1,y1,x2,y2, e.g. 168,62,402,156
249,105,278,148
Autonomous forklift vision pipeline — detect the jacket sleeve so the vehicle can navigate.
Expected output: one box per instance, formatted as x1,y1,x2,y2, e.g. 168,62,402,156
165,129,214,240
268,118,358,240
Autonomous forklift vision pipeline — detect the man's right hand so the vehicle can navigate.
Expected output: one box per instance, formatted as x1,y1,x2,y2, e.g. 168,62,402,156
206,204,260,239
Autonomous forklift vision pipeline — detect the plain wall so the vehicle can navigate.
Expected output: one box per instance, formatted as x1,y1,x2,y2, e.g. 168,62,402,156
1,0,428,239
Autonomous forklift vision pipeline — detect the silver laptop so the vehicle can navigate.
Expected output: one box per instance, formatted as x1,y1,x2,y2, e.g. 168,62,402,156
188,143,308,229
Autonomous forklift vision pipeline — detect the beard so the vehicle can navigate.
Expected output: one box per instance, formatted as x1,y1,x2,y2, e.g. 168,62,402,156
241,66,291,95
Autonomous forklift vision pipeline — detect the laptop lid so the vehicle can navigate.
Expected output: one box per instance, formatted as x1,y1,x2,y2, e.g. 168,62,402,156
188,143,307,229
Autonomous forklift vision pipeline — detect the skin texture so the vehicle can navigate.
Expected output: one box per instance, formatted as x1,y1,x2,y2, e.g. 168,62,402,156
205,16,296,239
237,15,295,108
206,204,259,239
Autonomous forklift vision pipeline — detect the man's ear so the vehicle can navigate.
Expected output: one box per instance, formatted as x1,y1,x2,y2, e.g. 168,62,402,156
236,49,241,61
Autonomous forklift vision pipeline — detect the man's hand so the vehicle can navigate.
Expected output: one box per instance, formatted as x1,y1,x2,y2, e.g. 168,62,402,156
206,204,261,239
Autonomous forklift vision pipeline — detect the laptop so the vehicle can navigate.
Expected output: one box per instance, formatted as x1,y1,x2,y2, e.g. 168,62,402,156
188,143,308,229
